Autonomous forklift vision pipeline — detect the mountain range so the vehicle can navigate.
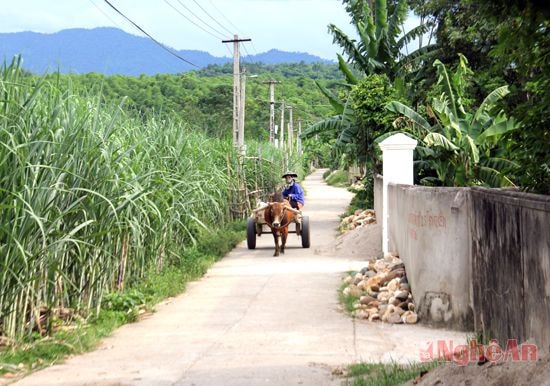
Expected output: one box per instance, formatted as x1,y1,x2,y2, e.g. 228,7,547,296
0,27,332,76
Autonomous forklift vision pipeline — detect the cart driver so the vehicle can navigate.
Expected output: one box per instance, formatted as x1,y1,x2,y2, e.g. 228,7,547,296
282,172,305,210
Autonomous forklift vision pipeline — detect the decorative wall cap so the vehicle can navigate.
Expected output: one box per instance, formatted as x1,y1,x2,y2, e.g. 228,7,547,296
379,133,418,150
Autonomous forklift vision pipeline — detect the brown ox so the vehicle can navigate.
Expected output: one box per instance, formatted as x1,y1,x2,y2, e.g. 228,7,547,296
263,193,298,256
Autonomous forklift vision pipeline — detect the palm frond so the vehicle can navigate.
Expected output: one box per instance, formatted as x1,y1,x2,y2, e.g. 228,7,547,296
464,135,480,164
388,0,408,44
473,86,510,122
328,24,368,70
301,115,343,138
481,157,520,172
375,0,389,43
396,22,433,51
433,59,458,117
424,132,459,151
476,115,519,144
477,166,516,187
314,80,345,114
337,54,359,85
386,101,432,132
419,176,441,186
336,98,357,145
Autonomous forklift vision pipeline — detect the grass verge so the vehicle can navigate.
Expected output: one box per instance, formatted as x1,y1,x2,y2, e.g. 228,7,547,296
344,360,441,386
324,170,349,187
339,278,360,314
0,220,245,379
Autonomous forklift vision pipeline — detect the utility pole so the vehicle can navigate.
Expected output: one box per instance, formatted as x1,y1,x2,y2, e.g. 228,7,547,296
297,119,303,155
222,34,251,148
239,67,247,152
279,101,285,149
287,105,293,154
263,80,279,145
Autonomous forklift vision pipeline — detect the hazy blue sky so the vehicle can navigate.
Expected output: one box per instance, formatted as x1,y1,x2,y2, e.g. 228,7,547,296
1,0,419,60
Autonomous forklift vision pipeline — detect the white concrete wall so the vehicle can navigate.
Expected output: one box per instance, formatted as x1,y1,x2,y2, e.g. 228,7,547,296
379,134,417,255
374,174,383,223
386,184,473,330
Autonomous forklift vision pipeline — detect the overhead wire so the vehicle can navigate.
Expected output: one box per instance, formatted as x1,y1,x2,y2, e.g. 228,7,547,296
171,0,227,39
241,42,254,62
205,0,241,36
102,0,198,67
191,0,233,37
89,0,127,30
163,0,224,40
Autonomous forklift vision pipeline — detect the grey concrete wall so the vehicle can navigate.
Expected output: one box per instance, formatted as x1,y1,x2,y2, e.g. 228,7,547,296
387,184,473,330
378,180,550,346
470,188,550,349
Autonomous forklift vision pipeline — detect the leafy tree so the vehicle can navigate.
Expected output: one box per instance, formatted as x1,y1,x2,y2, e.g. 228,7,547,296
386,55,519,187
328,0,434,80
408,0,550,193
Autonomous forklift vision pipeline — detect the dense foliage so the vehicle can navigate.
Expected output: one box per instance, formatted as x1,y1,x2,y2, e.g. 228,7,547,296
57,62,341,143
306,0,549,195
387,55,519,187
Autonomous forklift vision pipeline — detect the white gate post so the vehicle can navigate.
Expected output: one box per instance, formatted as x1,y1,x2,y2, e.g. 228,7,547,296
379,133,417,255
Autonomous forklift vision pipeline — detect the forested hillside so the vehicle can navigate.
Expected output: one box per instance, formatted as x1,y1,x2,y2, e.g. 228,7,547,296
54,62,342,141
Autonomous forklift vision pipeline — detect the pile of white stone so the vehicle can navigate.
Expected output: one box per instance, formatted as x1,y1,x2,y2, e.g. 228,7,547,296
339,209,376,232
342,255,418,324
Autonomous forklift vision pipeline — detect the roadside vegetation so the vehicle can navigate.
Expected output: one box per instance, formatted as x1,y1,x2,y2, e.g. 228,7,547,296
0,222,244,377
324,170,349,187
0,57,302,375
343,360,441,386
303,0,549,210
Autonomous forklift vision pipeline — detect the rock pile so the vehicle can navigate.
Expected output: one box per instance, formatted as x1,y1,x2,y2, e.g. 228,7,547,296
341,255,418,324
339,209,376,232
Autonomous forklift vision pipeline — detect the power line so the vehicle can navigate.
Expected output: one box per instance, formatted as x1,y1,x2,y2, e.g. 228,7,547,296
89,0,126,30
203,0,259,57
241,42,253,63
205,0,241,35
103,0,198,67
224,44,233,57
191,0,233,36
169,0,226,39
248,40,260,56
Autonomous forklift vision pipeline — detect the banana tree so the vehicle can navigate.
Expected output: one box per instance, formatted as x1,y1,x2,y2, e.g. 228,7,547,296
328,0,438,81
386,54,520,187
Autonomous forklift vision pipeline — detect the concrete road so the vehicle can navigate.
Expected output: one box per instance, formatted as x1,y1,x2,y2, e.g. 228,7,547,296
13,169,468,386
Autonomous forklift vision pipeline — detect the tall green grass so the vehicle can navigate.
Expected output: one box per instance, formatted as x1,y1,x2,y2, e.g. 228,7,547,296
0,57,293,341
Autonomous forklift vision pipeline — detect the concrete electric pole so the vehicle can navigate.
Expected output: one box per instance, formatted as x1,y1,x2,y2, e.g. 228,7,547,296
297,119,303,155
279,101,285,149
239,68,247,151
263,80,279,145
287,105,293,154
222,34,251,150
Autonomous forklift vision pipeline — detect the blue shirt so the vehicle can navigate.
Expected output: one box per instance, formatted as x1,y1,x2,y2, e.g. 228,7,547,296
282,182,305,205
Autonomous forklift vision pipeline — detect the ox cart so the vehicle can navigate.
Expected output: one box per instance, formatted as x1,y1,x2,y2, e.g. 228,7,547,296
246,204,310,250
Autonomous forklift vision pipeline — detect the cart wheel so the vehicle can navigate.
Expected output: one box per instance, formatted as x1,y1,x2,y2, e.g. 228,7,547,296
301,216,310,248
295,221,301,236
247,218,256,249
